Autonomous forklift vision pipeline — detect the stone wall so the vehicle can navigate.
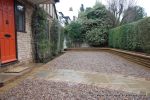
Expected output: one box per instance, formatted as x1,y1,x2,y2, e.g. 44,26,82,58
16,0,58,63
17,1,34,63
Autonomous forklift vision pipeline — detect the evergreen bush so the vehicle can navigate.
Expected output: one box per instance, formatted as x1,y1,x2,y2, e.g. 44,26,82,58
109,17,150,53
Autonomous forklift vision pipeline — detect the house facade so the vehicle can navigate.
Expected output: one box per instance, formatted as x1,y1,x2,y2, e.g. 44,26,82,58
0,0,59,66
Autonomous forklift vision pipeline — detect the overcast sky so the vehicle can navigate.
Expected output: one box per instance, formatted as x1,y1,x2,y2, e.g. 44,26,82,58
56,0,150,20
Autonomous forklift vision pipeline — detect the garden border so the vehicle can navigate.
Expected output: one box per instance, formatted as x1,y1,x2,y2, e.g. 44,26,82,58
64,48,150,68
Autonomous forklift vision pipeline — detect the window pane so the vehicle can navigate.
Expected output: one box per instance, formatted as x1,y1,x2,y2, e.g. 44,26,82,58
15,1,25,32
18,15,23,31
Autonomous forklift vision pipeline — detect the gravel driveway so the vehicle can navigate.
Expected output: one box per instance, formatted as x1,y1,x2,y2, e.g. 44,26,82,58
46,51,150,80
0,79,149,100
0,51,150,100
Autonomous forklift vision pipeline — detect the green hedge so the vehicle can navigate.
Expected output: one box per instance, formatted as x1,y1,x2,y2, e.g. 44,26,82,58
109,17,150,53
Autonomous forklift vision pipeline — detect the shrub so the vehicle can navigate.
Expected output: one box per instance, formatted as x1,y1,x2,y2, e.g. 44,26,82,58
86,28,108,46
80,3,112,47
109,17,150,54
65,21,84,47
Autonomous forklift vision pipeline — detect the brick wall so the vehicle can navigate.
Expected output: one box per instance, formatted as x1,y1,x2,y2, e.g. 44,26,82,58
17,1,34,63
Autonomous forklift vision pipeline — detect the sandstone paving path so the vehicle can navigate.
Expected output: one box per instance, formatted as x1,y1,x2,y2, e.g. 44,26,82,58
0,51,150,100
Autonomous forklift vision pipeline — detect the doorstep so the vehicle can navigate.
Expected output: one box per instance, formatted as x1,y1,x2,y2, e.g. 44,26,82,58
0,63,40,87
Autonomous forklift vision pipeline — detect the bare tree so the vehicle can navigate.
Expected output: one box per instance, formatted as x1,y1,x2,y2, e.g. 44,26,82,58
106,0,138,27
121,6,147,24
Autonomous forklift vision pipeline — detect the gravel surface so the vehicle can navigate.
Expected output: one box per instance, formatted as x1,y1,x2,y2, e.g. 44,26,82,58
1,51,150,100
46,52,150,80
0,79,149,100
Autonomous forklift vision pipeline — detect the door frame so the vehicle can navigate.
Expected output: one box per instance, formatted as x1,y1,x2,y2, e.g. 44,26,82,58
14,0,18,63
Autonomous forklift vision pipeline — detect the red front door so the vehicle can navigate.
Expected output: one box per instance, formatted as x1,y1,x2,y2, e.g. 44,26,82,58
0,0,17,64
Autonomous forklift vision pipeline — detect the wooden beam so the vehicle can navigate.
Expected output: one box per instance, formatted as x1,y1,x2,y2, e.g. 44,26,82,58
26,0,55,5
37,0,54,4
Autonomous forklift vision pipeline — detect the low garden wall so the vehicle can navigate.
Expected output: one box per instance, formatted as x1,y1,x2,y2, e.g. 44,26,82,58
64,48,150,68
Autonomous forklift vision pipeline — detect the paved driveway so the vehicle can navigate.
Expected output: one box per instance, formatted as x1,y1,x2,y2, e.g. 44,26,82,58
0,51,150,100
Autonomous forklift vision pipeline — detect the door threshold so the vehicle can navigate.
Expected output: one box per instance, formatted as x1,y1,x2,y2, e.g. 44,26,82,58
1,60,19,67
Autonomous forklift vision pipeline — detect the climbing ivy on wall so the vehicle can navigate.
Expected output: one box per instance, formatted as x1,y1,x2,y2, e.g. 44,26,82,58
32,6,64,63
50,20,59,55
51,20,65,55
32,7,51,62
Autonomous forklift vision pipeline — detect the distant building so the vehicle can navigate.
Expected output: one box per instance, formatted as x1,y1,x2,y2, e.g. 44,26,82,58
57,12,71,26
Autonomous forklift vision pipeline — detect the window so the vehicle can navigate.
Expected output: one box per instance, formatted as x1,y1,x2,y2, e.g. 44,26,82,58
15,1,25,32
